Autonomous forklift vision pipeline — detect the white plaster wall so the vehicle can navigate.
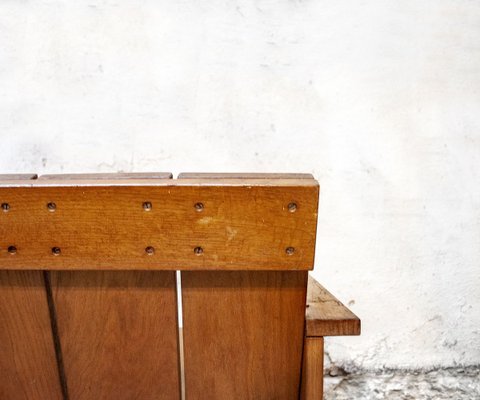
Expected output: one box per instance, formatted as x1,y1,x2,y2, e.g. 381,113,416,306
1,0,479,370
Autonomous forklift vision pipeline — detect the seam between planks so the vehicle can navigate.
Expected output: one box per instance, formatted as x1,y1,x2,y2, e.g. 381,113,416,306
43,271,69,400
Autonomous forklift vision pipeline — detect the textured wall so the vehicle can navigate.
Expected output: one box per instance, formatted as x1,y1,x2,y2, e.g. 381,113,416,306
1,0,479,370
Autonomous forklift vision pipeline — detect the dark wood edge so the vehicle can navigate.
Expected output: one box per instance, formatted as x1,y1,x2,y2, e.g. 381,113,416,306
305,274,361,337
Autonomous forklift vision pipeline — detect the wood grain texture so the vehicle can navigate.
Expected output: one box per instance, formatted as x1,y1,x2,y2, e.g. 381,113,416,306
39,172,173,180
306,275,361,337
300,337,324,400
0,271,63,400
0,181,318,270
182,271,308,400
51,271,181,400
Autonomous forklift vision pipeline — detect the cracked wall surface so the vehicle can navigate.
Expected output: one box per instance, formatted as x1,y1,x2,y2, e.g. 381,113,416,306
324,367,480,399
1,0,479,370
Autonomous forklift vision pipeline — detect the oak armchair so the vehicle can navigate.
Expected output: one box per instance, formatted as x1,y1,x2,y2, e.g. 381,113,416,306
0,172,360,400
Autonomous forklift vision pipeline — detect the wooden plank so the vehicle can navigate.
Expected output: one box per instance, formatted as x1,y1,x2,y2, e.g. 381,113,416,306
40,172,173,180
51,271,181,400
0,174,38,180
0,180,318,270
178,172,314,179
0,271,63,400
300,337,324,400
306,275,361,337
0,177,318,188
182,271,308,400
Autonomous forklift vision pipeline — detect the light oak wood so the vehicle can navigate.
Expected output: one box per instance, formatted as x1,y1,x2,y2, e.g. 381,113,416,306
51,271,181,400
0,271,63,400
0,172,349,400
0,180,318,270
0,173,62,399
182,271,307,400
306,275,361,337
300,337,324,400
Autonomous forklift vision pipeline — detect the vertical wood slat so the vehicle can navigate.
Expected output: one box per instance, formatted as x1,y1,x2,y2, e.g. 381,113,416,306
0,173,62,400
0,271,63,400
300,337,324,400
51,271,181,400
182,271,308,400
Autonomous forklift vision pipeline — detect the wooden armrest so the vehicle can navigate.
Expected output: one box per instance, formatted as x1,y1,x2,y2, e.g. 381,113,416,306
306,275,361,337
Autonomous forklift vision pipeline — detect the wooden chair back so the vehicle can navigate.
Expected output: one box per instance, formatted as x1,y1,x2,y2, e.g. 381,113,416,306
0,173,319,400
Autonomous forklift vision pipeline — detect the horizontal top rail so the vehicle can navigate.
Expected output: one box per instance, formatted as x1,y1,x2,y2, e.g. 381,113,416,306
0,174,319,271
